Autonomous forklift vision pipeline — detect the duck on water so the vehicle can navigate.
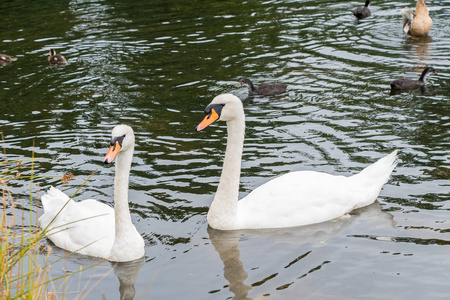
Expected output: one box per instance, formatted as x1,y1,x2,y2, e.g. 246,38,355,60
390,66,437,91
238,78,287,96
353,0,371,19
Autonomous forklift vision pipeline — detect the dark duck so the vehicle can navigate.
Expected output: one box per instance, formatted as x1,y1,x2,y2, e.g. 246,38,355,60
48,49,67,65
353,0,371,19
238,78,287,96
390,66,437,91
0,54,17,65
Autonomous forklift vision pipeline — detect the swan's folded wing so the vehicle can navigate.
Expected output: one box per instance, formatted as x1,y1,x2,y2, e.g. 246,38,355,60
39,191,115,258
237,171,361,229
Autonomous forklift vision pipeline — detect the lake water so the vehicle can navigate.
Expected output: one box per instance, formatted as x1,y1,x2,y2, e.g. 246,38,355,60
1,0,449,299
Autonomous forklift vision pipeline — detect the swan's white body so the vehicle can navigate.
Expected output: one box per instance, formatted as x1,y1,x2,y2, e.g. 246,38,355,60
197,94,398,230
39,125,145,262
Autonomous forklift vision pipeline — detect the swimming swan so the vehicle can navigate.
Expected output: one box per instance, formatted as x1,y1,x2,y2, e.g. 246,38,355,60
39,125,145,262
195,94,398,230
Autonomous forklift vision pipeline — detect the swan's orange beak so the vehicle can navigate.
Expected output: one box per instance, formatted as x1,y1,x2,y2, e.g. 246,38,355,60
196,108,220,131
103,141,121,164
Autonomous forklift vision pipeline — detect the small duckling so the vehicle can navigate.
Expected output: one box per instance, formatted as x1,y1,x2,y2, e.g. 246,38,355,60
353,0,371,19
390,66,437,91
238,78,287,96
401,0,432,36
0,54,17,65
48,49,67,65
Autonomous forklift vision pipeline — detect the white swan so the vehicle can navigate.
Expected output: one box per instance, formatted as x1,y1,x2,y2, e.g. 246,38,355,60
196,94,398,230
39,125,145,262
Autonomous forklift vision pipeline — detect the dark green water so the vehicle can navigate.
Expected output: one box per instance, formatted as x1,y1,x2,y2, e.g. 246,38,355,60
1,0,449,299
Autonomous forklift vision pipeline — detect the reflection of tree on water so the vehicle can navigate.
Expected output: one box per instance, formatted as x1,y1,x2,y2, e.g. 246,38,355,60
208,202,393,299
112,257,145,300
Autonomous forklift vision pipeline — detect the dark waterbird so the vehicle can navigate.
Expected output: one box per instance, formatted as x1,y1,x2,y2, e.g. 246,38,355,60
0,54,17,65
352,0,371,19
390,66,437,91
238,78,287,96
48,49,67,65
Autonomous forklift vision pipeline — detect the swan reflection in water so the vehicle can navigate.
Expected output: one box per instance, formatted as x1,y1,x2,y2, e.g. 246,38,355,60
42,245,144,300
111,257,145,300
208,202,394,300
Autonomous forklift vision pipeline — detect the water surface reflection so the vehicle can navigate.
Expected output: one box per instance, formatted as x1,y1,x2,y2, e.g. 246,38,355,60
208,202,393,299
113,258,145,300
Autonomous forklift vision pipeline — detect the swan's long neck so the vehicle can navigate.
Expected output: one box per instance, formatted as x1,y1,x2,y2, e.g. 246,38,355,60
207,114,245,230
113,146,134,237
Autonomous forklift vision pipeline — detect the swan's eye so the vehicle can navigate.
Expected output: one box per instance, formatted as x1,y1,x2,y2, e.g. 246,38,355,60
204,104,225,119
110,135,126,147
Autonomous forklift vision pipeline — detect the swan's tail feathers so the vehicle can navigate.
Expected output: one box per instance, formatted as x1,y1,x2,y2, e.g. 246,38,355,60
41,186,71,213
350,150,398,209
356,150,398,183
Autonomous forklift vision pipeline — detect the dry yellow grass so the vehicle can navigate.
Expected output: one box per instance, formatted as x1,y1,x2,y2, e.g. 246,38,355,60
1,138,100,299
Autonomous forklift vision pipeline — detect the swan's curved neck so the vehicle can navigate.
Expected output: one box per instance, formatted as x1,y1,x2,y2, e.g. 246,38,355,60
113,146,134,236
207,114,245,229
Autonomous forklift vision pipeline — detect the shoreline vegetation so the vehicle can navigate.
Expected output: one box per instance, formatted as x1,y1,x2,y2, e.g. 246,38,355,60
1,136,103,299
